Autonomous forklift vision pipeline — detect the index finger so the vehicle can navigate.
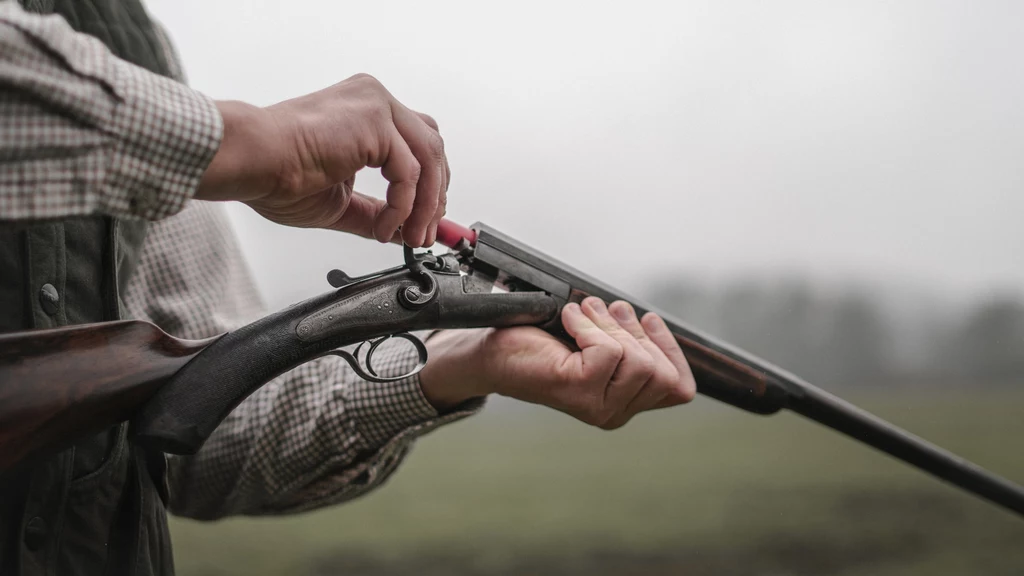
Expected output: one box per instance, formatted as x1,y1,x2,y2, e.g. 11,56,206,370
392,108,444,247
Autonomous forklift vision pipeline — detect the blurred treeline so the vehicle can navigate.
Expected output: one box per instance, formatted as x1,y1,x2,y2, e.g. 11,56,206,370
646,278,1024,388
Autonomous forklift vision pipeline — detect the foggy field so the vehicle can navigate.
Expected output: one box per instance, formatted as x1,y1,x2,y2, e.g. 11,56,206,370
171,389,1024,576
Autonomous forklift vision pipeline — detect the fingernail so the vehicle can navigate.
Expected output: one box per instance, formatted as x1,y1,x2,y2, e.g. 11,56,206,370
643,313,667,331
584,297,606,314
403,229,421,247
610,302,633,323
564,302,582,316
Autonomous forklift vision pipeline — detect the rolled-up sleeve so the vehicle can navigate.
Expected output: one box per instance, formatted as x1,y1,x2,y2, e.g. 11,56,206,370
0,0,221,221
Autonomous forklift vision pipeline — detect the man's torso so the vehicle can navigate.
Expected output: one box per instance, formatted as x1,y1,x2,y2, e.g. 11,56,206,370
0,2,173,574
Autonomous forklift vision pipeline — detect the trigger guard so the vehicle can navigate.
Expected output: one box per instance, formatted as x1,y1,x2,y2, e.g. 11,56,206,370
324,333,428,383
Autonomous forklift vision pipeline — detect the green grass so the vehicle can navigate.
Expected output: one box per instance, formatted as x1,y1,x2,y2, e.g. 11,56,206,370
170,390,1024,575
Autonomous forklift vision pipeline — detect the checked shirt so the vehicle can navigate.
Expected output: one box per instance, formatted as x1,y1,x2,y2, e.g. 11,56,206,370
0,0,480,520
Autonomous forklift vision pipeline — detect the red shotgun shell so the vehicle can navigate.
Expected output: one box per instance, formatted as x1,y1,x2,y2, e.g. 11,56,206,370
435,219,477,248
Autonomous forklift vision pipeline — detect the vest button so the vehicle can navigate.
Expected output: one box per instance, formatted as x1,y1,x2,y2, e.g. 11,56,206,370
39,283,59,316
24,517,47,551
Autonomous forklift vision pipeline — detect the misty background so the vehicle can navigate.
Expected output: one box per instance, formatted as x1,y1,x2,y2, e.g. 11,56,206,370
147,0,1024,389
149,2,1024,574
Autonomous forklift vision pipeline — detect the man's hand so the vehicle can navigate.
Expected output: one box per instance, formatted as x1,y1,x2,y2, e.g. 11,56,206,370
198,74,448,247
419,297,697,429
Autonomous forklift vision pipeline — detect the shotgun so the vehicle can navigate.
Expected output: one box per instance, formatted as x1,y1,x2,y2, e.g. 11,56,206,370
1,219,1022,518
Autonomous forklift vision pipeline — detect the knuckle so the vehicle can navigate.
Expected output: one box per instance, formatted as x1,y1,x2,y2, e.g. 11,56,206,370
419,113,438,128
358,99,391,133
420,190,440,212
636,355,658,380
553,371,579,393
407,159,422,181
652,364,677,385
676,376,697,404
606,340,625,362
599,415,628,431
351,72,381,88
580,411,603,427
604,325,626,338
371,100,390,122
428,132,445,158
585,404,616,428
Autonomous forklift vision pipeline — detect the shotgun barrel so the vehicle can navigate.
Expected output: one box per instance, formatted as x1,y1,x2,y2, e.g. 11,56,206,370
452,220,1024,517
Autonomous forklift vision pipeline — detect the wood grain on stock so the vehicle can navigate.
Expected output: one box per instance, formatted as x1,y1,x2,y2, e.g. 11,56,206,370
0,321,217,473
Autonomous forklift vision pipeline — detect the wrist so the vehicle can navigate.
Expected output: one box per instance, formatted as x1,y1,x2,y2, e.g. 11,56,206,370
418,329,494,412
197,101,281,203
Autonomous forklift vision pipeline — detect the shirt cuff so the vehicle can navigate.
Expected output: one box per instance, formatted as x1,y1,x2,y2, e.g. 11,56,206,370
103,57,223,220
346,340,485,449
260,341,486,514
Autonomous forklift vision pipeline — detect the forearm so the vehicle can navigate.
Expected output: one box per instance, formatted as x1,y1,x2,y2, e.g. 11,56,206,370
0,2,221,221
419,328,494,411
196,101,280,203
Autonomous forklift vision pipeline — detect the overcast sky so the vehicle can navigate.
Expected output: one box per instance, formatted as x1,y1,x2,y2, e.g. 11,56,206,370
147,0,1023,310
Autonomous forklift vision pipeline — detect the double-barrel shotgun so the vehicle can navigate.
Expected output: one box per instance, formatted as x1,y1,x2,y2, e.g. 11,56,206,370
1,220,1023,517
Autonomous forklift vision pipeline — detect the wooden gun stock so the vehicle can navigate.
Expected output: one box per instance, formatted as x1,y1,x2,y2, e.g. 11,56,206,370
0,321,216,472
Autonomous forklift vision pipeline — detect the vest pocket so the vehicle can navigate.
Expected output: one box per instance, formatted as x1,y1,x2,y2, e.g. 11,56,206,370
70,424,127,482
59,424,131,575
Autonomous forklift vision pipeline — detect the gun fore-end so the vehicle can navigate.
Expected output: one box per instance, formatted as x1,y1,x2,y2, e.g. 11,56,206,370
467,223,792,415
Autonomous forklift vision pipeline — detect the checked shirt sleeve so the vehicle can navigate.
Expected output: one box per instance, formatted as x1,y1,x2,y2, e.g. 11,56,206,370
0,1,221,221
165,343,483,519
122,202,484,520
